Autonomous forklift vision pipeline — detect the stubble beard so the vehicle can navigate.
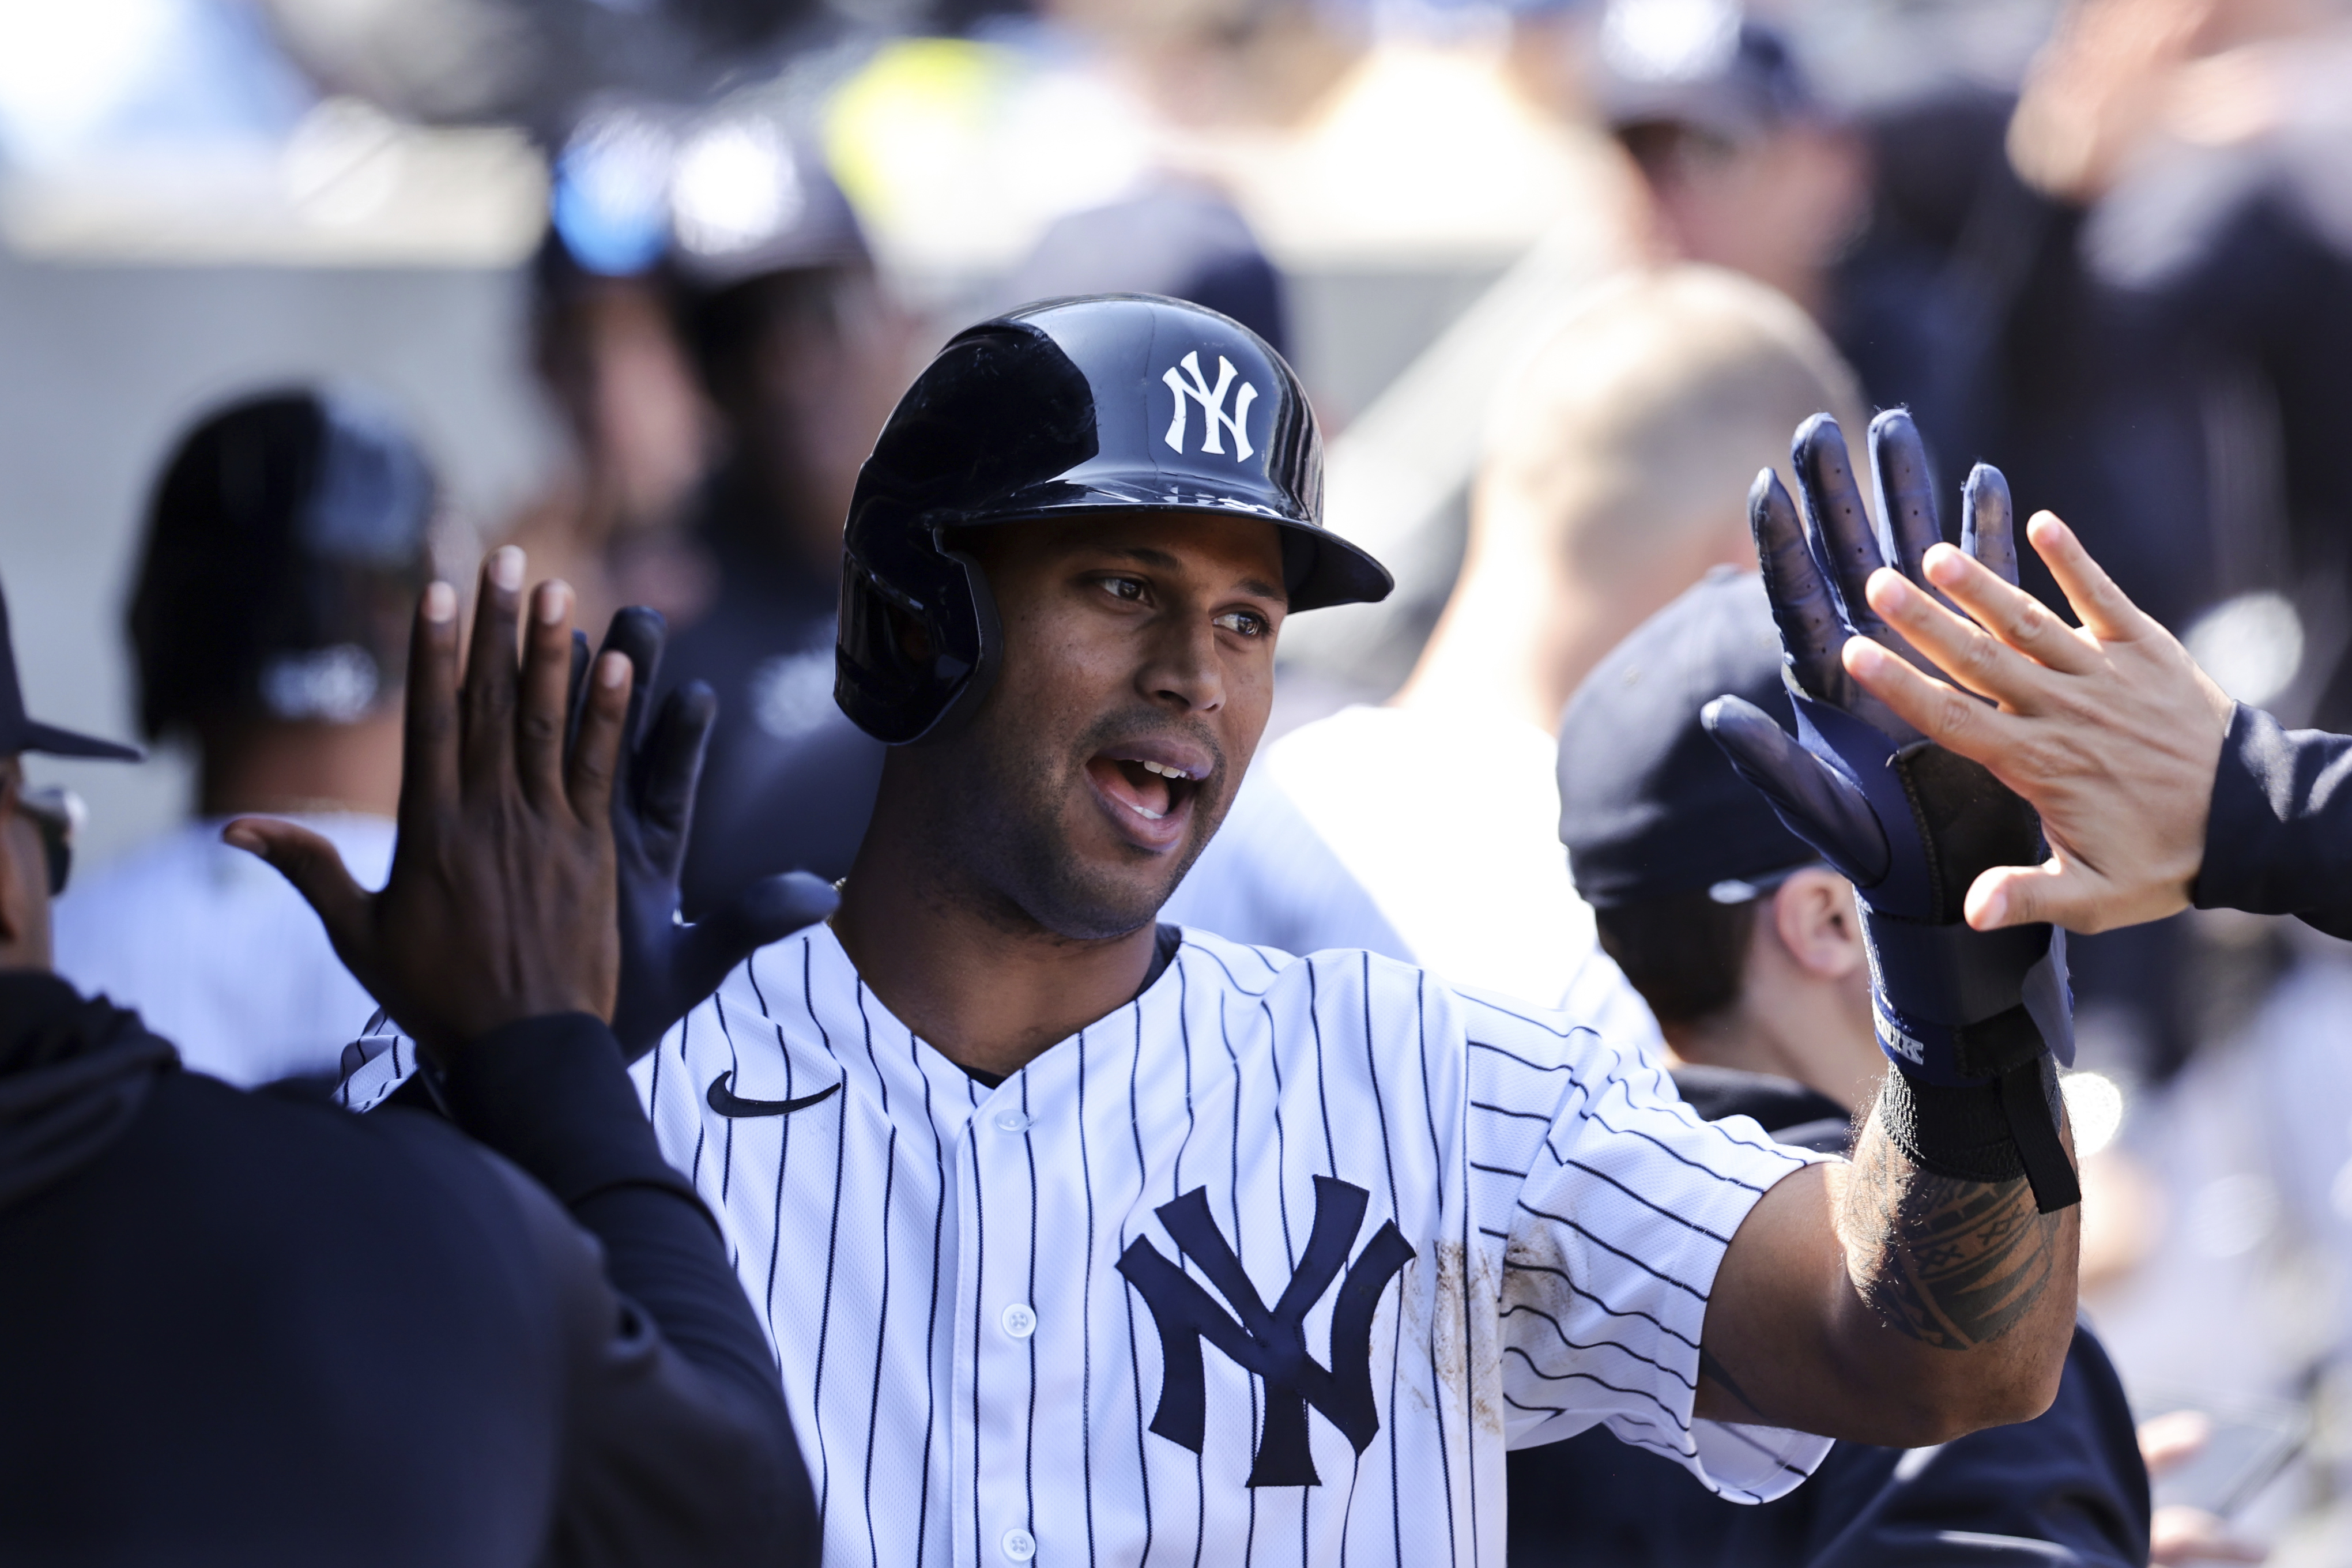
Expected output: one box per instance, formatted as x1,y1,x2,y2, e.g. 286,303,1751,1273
924,707,1227,943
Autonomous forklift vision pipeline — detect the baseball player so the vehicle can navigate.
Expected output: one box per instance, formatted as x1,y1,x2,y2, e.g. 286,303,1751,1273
657,131,900,914
1517,565,2150,1567
3,551,819,1564
323,296,2082,1567
54,388,429,1085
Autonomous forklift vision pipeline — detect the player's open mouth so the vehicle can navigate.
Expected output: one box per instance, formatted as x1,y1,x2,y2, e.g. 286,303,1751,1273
1085,741,1211,850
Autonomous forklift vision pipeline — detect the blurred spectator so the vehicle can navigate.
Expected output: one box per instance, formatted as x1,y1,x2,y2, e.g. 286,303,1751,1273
1515,566,2152,1568
501,226,718,636
999,179,1289,353
1847,0,2352,1080
1032,0,1358,141
51,388,428,1085
1813,85,2035,504
1167,265,1860,1017
657,127,906,913
1589,0,2019,508
1594,0,1869,325
1997,0,2352,721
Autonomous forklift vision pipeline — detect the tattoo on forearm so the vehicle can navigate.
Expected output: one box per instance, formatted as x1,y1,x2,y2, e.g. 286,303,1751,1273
1841,1125,2059,1351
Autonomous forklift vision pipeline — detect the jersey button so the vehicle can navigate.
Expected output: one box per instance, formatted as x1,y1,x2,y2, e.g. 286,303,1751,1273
994,1109,1032,1133
1002,1527,1037,1562
1001,1302,1037,1339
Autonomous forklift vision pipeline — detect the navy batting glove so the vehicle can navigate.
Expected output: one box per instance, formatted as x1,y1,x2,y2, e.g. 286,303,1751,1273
1702,410,2079,1212
575,609,839,1063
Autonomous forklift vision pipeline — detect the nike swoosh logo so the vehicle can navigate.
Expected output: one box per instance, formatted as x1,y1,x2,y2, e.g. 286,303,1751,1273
706,1072,842,1118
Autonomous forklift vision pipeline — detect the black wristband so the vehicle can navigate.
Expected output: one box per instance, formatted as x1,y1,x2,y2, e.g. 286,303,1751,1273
1877,1056,2081,1213
1877,1069,2025,1185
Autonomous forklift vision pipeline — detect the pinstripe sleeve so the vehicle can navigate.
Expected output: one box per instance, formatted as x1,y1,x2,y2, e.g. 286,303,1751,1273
1456,987,1833,1503
333,1014,416,1111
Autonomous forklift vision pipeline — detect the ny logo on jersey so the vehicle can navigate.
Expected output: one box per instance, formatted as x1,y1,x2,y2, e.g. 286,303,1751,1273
1161,351,1257,462
1118,1175,1415,1487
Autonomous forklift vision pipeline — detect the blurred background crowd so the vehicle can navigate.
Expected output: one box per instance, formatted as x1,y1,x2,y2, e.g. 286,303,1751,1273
10,0,2352,1556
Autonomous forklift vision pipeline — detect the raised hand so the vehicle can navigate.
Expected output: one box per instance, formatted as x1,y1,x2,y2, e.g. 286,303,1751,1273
224,547,628,1061
1834,510,2233,936
583,608,838,1060
1703,410,2080,1213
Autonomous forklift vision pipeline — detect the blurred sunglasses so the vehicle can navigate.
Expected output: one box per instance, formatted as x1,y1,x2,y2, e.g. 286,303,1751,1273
14,786,82,897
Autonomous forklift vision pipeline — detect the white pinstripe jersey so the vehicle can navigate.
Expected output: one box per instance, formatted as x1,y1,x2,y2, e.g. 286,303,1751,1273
337,926,1831,1567
57,815,395,1087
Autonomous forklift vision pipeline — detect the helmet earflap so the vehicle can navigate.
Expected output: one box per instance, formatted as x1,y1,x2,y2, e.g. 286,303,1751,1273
921,534,1005,742
834,526,1002,745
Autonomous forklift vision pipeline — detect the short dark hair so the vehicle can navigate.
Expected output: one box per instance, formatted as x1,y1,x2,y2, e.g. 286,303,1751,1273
1594,888,1759,1027
672,264,872,410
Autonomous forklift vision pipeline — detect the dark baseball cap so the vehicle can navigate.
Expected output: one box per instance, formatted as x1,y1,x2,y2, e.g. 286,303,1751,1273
1557,567,1810,907
1595,0,1819,146
129,387,435,739
0,574,140,761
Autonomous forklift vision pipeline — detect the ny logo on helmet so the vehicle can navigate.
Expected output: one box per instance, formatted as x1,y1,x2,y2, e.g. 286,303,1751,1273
1118,1175,1415,1487
1162,352,1257,462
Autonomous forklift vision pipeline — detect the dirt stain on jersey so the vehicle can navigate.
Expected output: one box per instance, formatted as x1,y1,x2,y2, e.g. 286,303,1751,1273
1396,1239,1507,1438
1499,1226,1578,1325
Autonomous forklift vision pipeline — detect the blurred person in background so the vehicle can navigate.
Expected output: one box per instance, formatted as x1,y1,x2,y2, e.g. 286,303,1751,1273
657,129,907,914
1510,566,2151,1567
52,389,429,1087
1032,0,1359,141
1166,264,1863,1016
500,223,718,636
1875,0,2352,1087
1994,0,2352,731
1587,0,2030,518
1593,0,1869,329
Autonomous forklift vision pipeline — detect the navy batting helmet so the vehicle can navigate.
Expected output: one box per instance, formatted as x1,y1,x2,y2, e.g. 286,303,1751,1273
835,293,1392,744
129,387,436,740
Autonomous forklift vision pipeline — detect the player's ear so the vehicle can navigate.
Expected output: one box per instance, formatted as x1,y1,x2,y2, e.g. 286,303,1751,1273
1771,868,1865,982
0,759,51,965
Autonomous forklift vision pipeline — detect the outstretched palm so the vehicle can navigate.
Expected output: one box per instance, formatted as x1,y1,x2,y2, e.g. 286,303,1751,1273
225,549,628,1060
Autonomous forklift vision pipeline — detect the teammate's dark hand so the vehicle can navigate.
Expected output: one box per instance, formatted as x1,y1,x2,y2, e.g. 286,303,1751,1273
224,548,627,1062
581,607,839,1062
